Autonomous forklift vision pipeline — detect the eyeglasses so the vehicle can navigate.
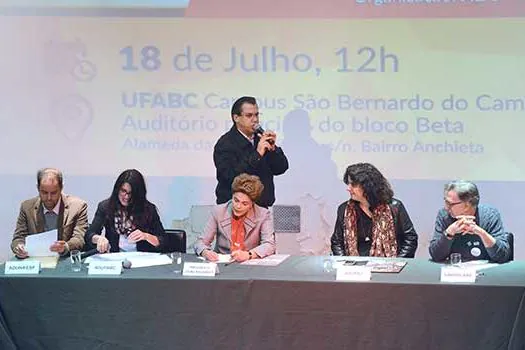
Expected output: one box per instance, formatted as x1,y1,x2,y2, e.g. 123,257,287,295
240,112,261,118
119,188,132,197
444,199,463,208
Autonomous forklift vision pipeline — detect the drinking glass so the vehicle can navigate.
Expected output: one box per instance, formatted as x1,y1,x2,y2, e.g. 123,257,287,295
70,250,82,272
171,252,183,274
450,253,462,267
323,258,334,273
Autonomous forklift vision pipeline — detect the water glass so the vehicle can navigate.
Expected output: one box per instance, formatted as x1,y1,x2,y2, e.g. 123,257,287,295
70,250,82,272
171,252,183,274
450,253,462,267
323,258,334,273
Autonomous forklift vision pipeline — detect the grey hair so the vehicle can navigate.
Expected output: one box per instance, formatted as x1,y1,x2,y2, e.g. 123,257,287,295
37,168,63,188
444,180,479,207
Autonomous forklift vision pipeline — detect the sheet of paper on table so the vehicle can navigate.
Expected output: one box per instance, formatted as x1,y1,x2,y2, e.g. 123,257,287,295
241,254,290,266
196,254,232,263
216,253,232,263
333,259,406,273
85,252,172,268
365,260,407,273
459,260,499,272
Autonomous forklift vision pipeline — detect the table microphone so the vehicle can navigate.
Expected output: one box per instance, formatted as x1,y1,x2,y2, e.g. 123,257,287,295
122,259,132,269
254,124,274,145
80,248,132,269
80,248,99,260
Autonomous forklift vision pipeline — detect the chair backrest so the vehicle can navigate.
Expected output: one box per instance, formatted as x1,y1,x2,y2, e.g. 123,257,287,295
507,232,514,261
273,205,301,233
190,205,214,234
273,205,302,255
164,229,187,253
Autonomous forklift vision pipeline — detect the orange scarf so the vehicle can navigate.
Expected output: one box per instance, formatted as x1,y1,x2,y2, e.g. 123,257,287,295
231,215,246,252
343,201,397,257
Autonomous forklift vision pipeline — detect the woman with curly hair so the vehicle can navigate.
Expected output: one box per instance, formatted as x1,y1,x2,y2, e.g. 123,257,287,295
331,163,418,257
195,173,276,262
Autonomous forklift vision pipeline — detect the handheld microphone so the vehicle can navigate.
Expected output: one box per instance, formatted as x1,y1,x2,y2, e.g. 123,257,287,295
254,124,274,145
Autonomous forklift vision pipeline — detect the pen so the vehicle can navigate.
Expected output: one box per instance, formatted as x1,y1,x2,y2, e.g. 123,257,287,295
224,260,237,267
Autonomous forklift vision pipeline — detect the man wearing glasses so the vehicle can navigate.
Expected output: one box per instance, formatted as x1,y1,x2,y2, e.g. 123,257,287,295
429,180,511,263
213,96,289,208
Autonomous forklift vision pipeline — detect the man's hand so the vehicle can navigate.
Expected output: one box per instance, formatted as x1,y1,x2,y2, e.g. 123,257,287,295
50,240,67,254
445,220,463,239
445,216,473,238
256,134,274,156
461,221,484,236
264,131,277,151
461,221,496,248
13,243,28,259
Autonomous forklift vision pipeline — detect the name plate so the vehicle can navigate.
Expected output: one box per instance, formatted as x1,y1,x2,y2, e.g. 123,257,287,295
5,260,40,275
183,262,217,277
440,266,476,283
88,261,122,275
336,266,372,281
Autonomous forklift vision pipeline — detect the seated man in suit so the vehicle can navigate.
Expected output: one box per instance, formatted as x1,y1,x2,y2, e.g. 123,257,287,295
11,168,88,258
429,180,511,263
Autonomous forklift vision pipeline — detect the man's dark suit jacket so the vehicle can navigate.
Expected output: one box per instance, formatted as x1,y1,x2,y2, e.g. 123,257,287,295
213,125,289,207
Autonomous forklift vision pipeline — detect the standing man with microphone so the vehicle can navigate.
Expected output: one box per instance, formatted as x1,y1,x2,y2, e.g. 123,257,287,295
214,96,289,208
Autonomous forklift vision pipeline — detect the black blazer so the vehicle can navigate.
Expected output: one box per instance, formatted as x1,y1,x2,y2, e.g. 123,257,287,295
331,199,418,258
85,199,168,253
213,125,289,208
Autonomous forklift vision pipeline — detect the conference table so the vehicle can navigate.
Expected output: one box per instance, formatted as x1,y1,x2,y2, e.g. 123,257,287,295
1,255,524,350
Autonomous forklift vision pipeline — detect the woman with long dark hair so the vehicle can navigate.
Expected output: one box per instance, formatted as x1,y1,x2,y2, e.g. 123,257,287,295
331,163,418,257
86,169,167,253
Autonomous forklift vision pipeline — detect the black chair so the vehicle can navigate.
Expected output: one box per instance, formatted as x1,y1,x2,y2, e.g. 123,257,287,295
507,232,514,262
164,229,187,253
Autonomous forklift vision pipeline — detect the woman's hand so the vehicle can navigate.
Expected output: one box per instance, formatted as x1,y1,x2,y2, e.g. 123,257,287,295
127,229,149,243
231,250,251,262
93,235,110,253
202,249,219,262
128,229,160,247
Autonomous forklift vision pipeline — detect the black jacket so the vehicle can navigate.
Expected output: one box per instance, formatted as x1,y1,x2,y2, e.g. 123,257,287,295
85,199,168,253
213,125,289,207
331,199,418,257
